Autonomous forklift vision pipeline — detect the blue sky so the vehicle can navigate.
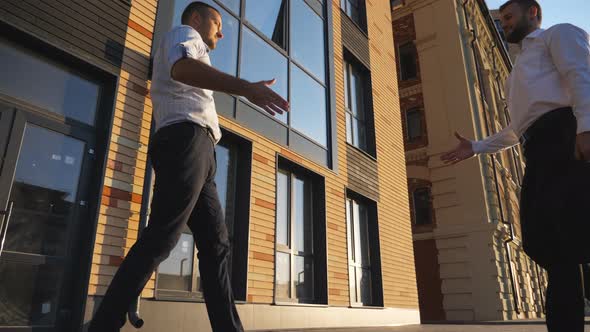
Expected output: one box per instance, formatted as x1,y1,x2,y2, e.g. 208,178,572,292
485,0,590,33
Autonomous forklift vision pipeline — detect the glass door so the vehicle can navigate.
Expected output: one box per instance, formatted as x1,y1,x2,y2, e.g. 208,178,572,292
0,106,95,331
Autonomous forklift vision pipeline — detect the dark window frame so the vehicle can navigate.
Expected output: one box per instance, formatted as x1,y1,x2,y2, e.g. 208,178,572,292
404,107,423,143
274,157,327,305
412,187,433,226
340,0,367,32
345,190,383,307
152,0,337,170
154,129,253,302
343,51,376,157
398,42,418,81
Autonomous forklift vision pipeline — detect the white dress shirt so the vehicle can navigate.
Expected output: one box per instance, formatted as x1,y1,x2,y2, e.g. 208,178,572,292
472,24,590,154
150,25,222,143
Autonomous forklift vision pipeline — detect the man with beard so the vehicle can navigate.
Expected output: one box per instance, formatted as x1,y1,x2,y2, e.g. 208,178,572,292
441,0,590,331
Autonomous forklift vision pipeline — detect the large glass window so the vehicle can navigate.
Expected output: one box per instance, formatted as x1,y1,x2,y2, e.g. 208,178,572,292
172,0,239,75
344,59,371,152
291,0,326,82
346,197,372,305
240,28,288,123
399,42,418,81
0,39,100,126
245,0,287,49
345,194,382,306
155,0,332,164
275,169,317,303
290,65,327,146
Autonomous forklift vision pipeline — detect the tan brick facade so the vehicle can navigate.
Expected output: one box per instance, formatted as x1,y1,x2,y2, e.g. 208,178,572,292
0,0,419,330
392,0,546,322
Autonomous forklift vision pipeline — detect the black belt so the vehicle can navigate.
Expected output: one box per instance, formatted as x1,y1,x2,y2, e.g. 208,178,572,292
519,107,573,149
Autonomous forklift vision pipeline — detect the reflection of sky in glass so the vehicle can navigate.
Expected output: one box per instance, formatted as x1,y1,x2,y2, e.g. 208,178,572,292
172,0,239,76
290,65,327,146
293,177,311,253
290,0,325,82
245,0,286,46
240,28,288,123
13,125,84,203
158,233,194,276
215,143,230,214
276,171,289,245
0,41,99,125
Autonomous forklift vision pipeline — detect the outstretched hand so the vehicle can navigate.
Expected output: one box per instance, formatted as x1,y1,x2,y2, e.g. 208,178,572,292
440,132,475,165
245,79,290,116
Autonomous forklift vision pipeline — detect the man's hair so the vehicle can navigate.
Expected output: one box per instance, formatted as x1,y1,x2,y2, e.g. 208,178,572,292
181,1,220,25
500,0,542,22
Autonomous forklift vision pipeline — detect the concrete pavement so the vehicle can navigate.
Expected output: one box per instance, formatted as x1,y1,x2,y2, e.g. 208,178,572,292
259,321,590,332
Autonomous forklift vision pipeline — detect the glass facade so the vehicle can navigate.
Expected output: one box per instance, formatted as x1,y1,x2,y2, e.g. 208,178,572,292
156,0,332,165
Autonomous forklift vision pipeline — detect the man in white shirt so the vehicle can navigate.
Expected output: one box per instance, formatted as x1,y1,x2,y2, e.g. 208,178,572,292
89,2,288,332
441,1,590,331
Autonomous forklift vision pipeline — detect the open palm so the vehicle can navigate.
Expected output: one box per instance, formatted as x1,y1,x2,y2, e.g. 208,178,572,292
441,132,475,165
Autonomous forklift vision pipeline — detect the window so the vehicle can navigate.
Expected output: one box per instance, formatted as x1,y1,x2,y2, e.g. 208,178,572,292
275,164,327,304
412,188,432,226
154,0,333,166
398,42,418,81
340,0,366,29
156,136,250,300
0,40,100,125
346,194,382,306
245,0,287,49
405,108,423,142
344,58,372,152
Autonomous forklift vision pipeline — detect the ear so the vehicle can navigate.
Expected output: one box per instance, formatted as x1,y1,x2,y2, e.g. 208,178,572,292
528,5,539,21
191,11,202,27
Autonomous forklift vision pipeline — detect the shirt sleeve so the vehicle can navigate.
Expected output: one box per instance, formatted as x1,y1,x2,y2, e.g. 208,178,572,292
546,24,590,134
471,124,520,155
166,26,209,70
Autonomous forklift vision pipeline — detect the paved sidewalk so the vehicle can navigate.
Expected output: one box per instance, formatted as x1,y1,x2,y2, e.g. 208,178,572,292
261,321,590,332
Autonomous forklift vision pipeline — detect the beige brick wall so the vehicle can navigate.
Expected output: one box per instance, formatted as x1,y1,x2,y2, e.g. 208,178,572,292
0,0,421,328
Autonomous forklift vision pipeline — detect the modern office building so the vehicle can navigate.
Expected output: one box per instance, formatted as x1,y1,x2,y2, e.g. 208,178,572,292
0,0,420,331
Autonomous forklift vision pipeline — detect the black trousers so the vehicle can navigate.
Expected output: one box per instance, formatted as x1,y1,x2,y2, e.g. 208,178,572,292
519,108,588,332
89,122,244,332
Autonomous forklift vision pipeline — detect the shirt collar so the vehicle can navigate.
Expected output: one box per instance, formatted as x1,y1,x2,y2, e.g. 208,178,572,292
521,28,545,50
525,28,545,40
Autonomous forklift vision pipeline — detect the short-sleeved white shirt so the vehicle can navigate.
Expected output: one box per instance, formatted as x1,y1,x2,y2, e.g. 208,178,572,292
150,25,221,142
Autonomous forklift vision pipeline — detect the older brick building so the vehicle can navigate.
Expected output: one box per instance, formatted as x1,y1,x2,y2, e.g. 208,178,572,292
0,1,419,331
392,0,547,323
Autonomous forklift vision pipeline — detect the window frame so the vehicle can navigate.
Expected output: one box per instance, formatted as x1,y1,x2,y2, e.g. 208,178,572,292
343,52,376,157
151,0,338,169
398,42,418,81
412,187,432,226
345,191,383,307
404,107,423,143
340,0,367,31
155,130,252,302
274,158,327,305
